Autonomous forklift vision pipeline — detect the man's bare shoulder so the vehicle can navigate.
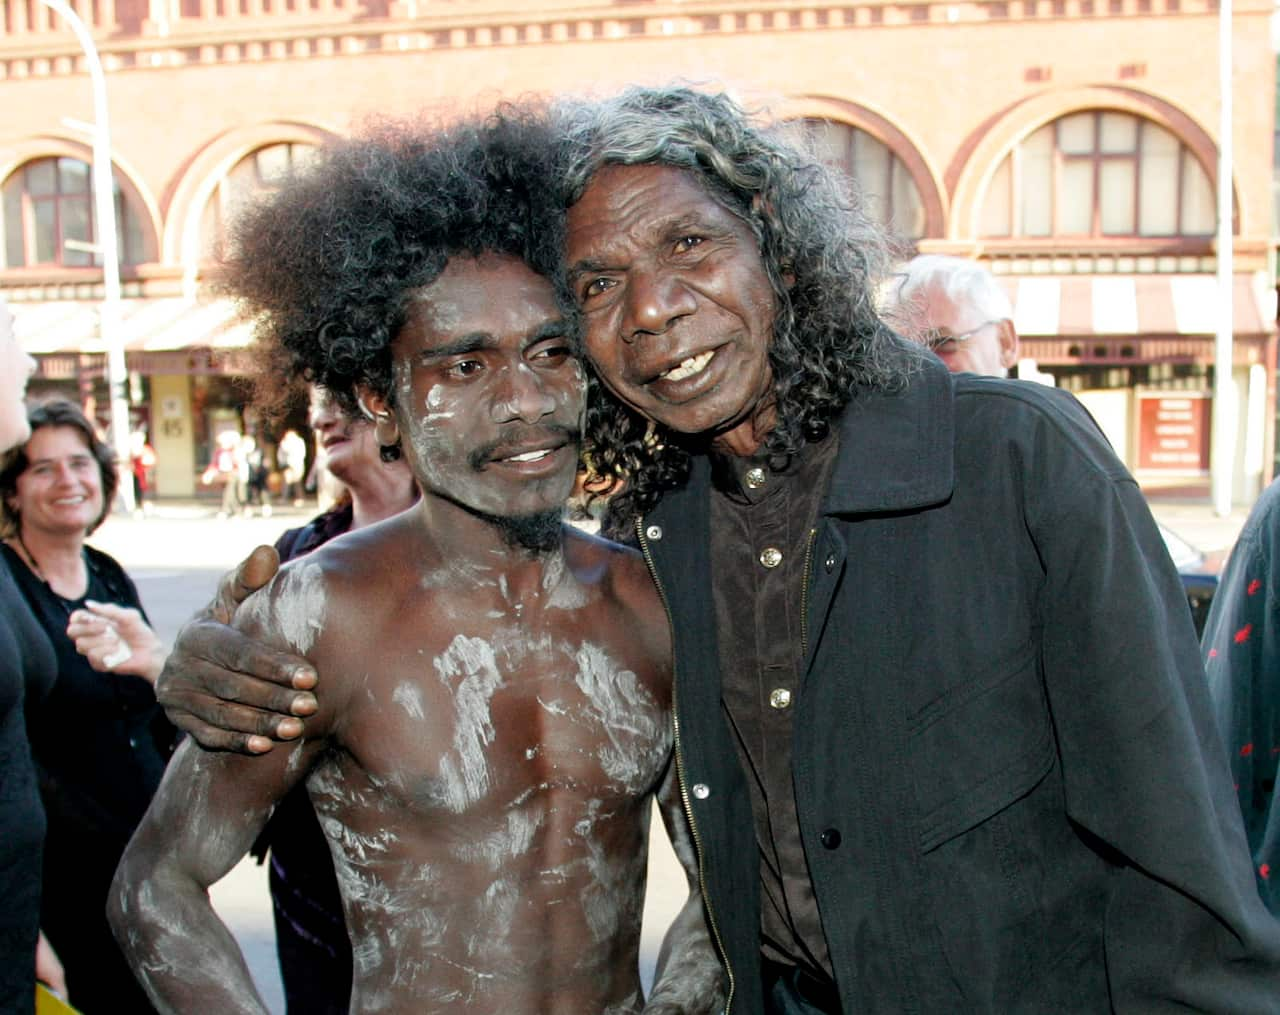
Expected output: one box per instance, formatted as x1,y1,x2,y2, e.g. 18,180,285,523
235,512,426,685
564,524,652,594
563,524,668,650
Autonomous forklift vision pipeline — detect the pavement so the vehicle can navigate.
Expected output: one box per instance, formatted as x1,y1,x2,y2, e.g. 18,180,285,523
86,485,1255,1012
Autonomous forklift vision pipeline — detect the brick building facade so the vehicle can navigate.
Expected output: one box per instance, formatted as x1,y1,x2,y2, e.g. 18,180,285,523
1,0,1273,499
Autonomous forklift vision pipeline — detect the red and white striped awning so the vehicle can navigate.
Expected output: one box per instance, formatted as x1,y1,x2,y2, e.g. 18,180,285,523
11,298,254,355
995,274,1275,337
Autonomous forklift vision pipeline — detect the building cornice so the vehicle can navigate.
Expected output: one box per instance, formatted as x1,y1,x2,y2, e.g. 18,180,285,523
0,0,1266,80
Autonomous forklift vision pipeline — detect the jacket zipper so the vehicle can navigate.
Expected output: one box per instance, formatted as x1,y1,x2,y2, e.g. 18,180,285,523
636,515,735,1014
800,528,818,660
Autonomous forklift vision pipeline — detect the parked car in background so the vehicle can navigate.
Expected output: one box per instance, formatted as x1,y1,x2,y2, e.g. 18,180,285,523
1159,523,1225,637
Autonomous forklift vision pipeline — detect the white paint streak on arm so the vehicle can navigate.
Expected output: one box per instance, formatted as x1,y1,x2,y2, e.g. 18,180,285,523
109,736,326,1014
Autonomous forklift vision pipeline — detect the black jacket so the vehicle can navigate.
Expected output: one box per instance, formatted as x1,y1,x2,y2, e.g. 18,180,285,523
638,358,1280,1013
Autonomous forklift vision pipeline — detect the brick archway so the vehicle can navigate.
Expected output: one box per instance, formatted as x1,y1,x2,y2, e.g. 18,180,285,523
776,94,946,240
0,134,161,267
164,119,339,287
948,86,1234,242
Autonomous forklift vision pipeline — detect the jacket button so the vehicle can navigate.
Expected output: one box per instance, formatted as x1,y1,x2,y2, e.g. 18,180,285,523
820,827,842,849
692,783,711,799
645,525,662,540
824,553,837,572
769,687,792,709
759,547,783,568
744,467,766,490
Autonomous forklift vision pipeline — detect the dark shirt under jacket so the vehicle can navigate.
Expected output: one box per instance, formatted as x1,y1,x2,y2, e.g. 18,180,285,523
710,432,840,983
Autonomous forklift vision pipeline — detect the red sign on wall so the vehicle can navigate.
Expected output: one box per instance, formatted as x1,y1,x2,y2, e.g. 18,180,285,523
1136,393,1210,474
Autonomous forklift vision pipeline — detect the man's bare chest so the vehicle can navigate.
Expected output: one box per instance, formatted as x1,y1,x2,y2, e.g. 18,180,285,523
318,623,673,822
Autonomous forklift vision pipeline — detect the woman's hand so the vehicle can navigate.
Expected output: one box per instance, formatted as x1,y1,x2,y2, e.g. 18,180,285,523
36,929,66,998
67,601,168,684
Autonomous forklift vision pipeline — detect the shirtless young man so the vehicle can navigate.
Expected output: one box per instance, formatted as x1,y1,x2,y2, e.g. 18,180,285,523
107,114,723,1014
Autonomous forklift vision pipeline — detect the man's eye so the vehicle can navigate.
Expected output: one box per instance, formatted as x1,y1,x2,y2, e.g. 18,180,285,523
444,359,483,379
675,236,704,253
582,277,615,299
532,343,572,364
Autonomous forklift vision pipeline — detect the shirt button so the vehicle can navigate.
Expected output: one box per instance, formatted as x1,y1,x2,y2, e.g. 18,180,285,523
824,553,837,572
769,687,793,709
645,525,662,541
692,783,711,800
820,827,842,850
744,467,766,490
759,547,783,568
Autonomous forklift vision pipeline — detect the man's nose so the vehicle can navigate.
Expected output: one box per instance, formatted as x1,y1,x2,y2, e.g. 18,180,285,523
490,362,557,424
622,269,696,342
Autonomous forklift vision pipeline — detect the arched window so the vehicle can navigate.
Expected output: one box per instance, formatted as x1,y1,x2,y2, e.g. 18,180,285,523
786,119,926,239
1,156,148,269
980,111,1215,238
200,142,316,259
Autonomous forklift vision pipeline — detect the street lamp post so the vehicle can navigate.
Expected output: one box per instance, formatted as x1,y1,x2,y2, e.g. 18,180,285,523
1210,0,1234,517
38,0,134,513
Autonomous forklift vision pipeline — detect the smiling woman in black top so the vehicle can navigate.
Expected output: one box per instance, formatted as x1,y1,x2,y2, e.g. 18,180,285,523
0,398,174,1014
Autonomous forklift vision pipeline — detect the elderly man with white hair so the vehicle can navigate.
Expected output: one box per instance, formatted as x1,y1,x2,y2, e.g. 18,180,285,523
886,253,1020,377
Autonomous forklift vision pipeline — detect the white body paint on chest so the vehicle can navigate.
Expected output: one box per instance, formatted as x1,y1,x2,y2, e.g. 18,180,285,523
574,643,665,793
434,634,505,813
392,682,426,720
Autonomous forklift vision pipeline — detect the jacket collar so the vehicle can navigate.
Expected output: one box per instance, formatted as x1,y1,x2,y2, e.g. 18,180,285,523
822,351,956,516
647,351,957,526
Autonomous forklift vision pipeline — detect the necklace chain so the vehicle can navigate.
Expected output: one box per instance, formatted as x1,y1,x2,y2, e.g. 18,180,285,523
12,532,88,608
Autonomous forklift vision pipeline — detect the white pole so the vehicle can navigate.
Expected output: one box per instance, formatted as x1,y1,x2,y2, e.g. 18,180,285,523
38,0,133,512
1211,0,1235,517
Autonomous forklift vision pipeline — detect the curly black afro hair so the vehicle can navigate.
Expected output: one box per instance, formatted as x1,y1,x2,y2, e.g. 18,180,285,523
221,104,565,420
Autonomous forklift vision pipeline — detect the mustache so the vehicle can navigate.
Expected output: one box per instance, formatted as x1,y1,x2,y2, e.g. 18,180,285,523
467,424,581,471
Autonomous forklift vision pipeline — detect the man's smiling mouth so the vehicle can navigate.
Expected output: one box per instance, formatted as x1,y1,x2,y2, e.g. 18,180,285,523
501,448,554,464
659,350,715,383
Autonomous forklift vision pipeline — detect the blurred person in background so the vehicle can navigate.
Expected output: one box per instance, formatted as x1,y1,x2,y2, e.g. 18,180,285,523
203,427,243,518
250,383,417,1013
0,302,65,1012
0,398,175,1014
883,253,1019,377
1202,475,1280,915
278,426,308,506
243,431,273,518
128,429,157,518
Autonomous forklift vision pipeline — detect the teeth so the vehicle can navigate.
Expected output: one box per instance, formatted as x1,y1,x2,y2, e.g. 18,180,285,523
661,350,714,382
506,449,552,463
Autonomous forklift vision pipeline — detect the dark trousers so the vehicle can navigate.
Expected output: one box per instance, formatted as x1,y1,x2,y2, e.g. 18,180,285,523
268,852,351,1014
763,960,843,1014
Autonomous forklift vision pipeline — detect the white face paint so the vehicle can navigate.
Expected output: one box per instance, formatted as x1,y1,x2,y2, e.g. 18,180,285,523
386,255,584,524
